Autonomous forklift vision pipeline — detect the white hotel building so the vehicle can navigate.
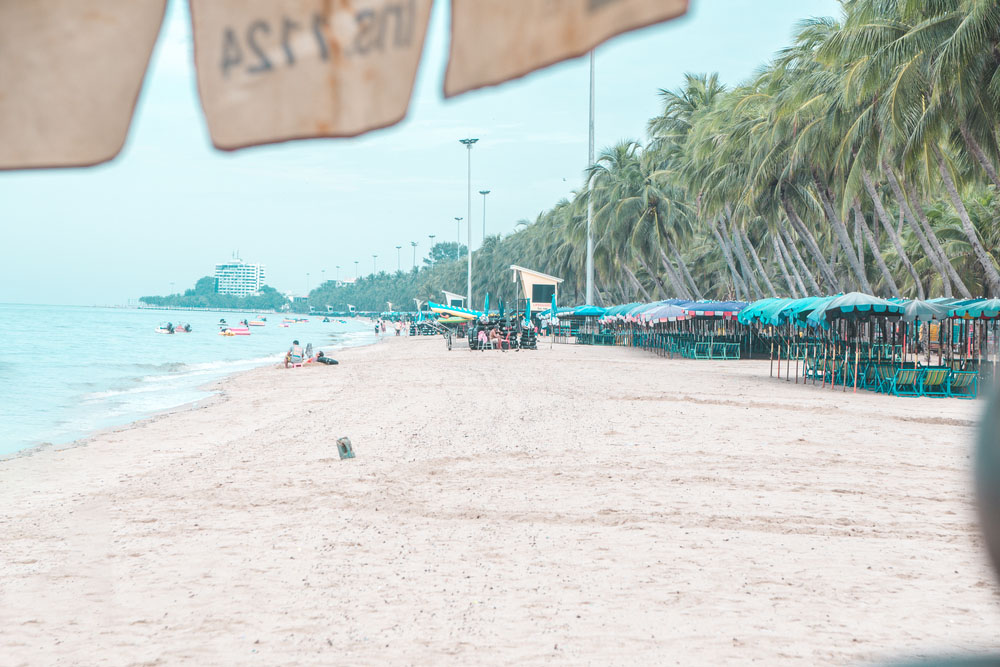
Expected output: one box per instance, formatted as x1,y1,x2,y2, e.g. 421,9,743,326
214,259,265,297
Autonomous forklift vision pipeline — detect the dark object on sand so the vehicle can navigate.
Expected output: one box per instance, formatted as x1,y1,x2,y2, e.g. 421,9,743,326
336,437,355,460
316,352,338,365
977,386,1000,588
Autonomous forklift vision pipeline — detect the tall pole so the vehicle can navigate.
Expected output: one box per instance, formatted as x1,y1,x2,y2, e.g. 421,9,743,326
336,265,340,281
354,261,359,279
586,51,595,305
410,241,417,270
479,189,491,246
395,245,402,272
454,217,463,259
460,138,478,306
372,254,377,275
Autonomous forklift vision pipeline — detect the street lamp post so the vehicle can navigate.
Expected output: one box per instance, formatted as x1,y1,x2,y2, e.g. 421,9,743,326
586,51,595,305
306,272,310,294
395,245,402,272
459,137,478,306
454,217,463,260
335,265,340,281
372,254,378,275
354,261,359,279
410,241,418,270
479,190,490,246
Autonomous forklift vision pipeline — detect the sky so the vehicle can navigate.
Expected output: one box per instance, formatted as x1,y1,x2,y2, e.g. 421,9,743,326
0,0,841,306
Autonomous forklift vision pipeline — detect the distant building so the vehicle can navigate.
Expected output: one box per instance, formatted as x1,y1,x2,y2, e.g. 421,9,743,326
215,258,265,296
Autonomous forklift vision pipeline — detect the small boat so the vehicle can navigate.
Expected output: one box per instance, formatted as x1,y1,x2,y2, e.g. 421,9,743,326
220,326,250,336
249,320,266,326
338,319,347,324
155,326,173,334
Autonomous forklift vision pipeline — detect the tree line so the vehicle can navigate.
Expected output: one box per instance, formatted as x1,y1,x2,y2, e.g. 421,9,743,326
320,0,1000,310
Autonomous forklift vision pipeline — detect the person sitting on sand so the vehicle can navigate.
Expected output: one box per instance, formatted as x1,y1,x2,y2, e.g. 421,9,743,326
285,340,304,368
477,328,489,349
489,327,502,350
315,351,339,365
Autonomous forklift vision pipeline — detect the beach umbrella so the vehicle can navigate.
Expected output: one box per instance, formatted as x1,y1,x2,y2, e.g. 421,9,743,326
737,297,785,325
570,305,606,318
484,292,490,315
806,292,903,327
950,299,1000,319
900,299,953,323
641,304,688,323
683,301,747,319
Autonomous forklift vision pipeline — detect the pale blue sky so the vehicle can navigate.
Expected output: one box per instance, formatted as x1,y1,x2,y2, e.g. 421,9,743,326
0,0,840,306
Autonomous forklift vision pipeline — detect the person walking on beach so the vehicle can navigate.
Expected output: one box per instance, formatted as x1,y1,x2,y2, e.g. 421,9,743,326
394,320,402,336
374,320,380,338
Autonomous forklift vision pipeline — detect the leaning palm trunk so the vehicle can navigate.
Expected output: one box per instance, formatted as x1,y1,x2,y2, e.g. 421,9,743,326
932,144,1000,295
653,249,690,300
904,178,971,298
666,239,703,299
656,247,693,300
724,206,764,299
709,217,749,298
860,167,923,299
883,162,953,298
741,228,777,297
782,196,841,291
623,265,652,301
634,253,669,299
813,175,873,294
776,229,808,295
852,201,899,297
771,235,799,297
959,121,1000,192
778,219,820,294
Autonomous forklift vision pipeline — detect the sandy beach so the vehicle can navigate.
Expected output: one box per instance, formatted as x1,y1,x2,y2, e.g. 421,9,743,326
1,336,998,665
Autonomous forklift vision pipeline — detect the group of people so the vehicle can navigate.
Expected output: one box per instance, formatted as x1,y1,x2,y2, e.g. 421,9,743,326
284,340,337,368
374,318,407,337
474,324,517,351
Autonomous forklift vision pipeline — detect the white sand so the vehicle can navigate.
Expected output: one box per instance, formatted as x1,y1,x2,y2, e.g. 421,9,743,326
1,337,998,665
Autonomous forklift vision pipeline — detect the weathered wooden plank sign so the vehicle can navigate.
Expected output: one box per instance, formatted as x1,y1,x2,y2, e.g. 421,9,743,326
0,1,167,169
191,0,433,150
444,0,689,98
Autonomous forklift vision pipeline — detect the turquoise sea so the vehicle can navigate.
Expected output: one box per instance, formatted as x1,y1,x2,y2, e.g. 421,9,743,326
0,304,375,457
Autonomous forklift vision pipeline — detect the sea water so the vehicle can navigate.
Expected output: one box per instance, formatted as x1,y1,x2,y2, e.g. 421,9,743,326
0,304,376,457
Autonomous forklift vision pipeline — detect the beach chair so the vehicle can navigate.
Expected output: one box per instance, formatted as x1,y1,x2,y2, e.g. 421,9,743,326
948,370,978,399
919,368,950,397
693,342,711,359
888,367,922,397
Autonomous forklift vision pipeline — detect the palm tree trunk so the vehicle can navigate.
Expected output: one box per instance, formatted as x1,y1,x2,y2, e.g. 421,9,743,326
904,178,970,298
724,207,764,299
655,247,692,300
741,228,777,297
771,235,798,297
778,218,820,293
860,167,923,299
813,174,873,293
666,238,703,299
852,200,899,297
623,265,651,301
883,162,954,297
776,229,808,294
709,217,749,298
652,249,689,299
634,253,669,299
932,143,1000,295
959,120,1000,191
782,196,841,291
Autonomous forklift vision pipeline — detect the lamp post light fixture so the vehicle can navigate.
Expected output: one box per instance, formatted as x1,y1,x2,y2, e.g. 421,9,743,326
479,189,491,246
395,245,402,272
459,137,478,305
306,272,310,294
354,261,359,279
335,265,340,281
410,241,418,270
372,254,378,275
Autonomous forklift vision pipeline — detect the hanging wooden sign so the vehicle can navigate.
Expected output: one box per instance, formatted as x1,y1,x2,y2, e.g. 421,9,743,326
0,1,167,170
191,0,433,150
445,0,689,98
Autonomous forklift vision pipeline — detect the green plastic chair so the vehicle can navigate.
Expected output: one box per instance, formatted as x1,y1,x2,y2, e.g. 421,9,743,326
919,368,951,397
948,371,979,399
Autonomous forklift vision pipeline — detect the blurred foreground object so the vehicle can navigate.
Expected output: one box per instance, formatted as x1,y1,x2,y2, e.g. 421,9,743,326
0,0,167,169
191,0,433,150
445,0,689,97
